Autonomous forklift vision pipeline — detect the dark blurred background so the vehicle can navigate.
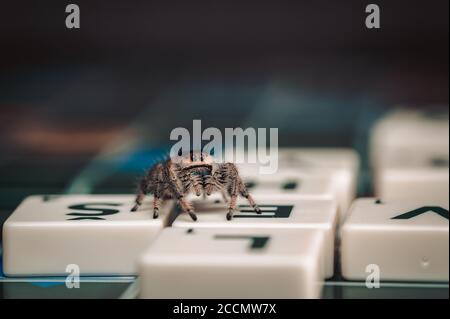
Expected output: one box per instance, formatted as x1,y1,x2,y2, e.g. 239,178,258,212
0,0,448,210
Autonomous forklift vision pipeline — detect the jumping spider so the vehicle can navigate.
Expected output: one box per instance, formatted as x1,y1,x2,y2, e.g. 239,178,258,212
131,151,261,221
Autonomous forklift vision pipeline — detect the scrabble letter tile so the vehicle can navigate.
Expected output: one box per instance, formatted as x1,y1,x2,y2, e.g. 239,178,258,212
139,227,325,298
2,195,173,276
341,198,449,282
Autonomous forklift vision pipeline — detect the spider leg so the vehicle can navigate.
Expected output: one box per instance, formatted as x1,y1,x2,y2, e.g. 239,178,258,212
152,182,163,219
131,178,149,212
178,196,197,221
242,192,262,214
152,197,161,218
225,162,262,219
239,179,261,213
131,192,145,212
226,194,238,220
132,163,164,212
226,175,239,220
166,164,197,221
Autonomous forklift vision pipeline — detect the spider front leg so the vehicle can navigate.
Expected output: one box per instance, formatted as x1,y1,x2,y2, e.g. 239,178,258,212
241,191,262,214
168,165,198,221
226,188,261,220
224,163,261,220
178,196,197,221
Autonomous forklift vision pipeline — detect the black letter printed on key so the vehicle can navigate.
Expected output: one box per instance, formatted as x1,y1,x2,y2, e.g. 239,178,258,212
66,203,122,220
391,206,449,220
214,235,270,250
234,205,293,218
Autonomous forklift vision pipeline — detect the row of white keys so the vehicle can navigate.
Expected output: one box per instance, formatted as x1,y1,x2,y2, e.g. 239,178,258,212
139,227,326,299
2,195,172,276
370,108,449,202
341,198,449,282
3,194,337,277
2,194,338,298
230,147,360,223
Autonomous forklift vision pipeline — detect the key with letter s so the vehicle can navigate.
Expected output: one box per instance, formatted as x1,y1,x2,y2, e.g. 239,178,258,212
2,195,173,276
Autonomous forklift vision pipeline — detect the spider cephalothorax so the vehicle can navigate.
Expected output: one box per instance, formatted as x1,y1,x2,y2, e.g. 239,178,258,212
131,151,261,221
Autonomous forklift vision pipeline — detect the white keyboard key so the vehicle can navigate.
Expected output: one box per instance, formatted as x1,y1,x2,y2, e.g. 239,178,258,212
375,166,449,202
278,148,359,219
172,196,337,278
139,227,325,299
2,195,172,276
228,147,359,223
278,148,360,171
242,170,335,199
227,147,359,174
341,198,449,282
370,109,449,169
370,109,449,202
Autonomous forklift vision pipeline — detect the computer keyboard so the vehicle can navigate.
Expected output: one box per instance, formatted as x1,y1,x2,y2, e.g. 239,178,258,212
0,108,448,299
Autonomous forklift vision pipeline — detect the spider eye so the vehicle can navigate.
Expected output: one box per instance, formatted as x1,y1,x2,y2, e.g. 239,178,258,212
178,149,183,156
190,150,194,161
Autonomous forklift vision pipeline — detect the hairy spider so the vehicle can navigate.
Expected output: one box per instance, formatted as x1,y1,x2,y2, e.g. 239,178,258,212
131,151,261,221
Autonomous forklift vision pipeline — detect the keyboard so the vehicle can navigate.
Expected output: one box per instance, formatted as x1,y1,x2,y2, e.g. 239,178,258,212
0,107,448,299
